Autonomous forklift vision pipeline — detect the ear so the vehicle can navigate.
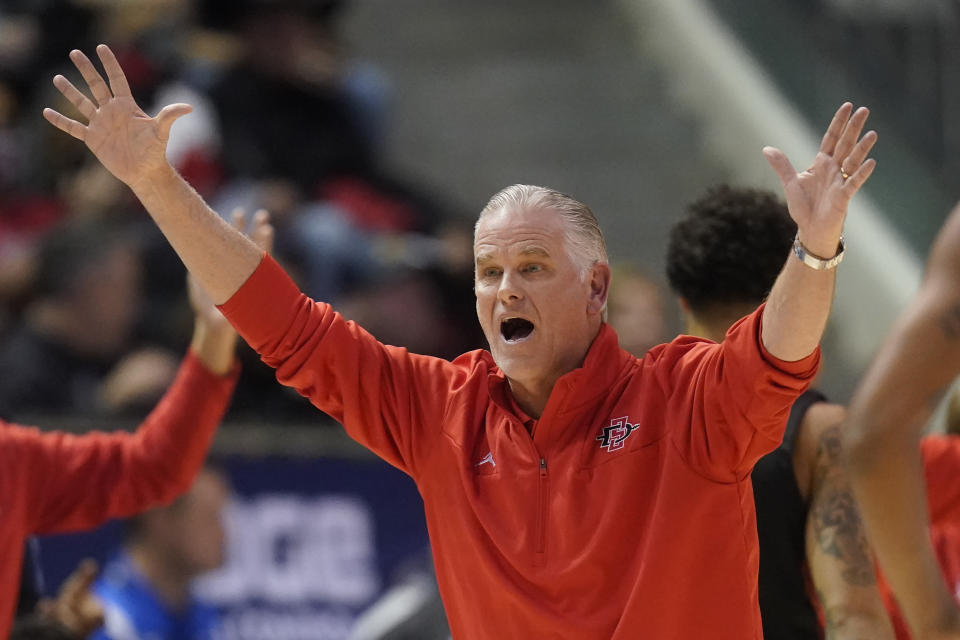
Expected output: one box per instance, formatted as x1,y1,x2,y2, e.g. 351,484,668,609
677,297,691,313
587,263,611,315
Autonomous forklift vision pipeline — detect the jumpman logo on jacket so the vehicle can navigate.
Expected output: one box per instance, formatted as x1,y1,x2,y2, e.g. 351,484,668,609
475,451,496,468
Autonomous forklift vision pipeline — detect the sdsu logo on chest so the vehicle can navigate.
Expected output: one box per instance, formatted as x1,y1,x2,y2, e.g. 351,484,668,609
596,416,640,452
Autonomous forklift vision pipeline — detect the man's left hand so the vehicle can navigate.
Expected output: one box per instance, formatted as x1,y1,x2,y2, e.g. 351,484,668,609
763,102,877,258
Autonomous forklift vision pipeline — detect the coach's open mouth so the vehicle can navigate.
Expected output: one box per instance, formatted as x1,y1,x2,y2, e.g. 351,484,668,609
500,318,535,343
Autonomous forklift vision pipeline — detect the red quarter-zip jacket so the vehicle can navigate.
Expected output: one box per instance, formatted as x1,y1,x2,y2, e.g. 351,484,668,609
221,255,820,639
0,352,238,637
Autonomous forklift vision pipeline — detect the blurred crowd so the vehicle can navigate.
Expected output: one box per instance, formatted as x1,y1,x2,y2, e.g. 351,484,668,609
0,0,486,423
1,3,680,639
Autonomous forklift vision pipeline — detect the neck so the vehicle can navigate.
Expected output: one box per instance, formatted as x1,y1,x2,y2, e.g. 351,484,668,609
128,544,191,611
684,304,758,342
506,323,603,419
507,375,561,420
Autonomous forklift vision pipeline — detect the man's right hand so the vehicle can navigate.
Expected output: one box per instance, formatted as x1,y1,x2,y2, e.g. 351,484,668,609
43,44,192,190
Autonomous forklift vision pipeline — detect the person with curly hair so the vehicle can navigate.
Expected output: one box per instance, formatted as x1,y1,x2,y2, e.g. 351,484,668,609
664,184,894,639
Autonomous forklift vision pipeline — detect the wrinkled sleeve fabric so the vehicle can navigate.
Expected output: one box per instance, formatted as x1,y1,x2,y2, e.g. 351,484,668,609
655,303,820,481
5,352,237,535
219,255,465,478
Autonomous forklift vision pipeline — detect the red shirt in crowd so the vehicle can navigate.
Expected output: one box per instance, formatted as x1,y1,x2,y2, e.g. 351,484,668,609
221,255,819,639
0,351,238,637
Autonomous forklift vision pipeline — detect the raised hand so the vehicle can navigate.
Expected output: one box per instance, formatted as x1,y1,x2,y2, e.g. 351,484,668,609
36,558,104,637
43,44,191,189
763,102,878,257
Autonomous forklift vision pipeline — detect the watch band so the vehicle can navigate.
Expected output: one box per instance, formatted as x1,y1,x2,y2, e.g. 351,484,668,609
792,234,845,270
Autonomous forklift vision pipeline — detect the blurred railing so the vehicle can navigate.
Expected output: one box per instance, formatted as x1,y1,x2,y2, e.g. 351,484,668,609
21,413,373,459
705,0,960,253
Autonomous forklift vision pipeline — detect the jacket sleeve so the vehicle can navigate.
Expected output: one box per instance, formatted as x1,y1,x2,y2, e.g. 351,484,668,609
658,303,820,481
7,351,237,535
219,255,467,478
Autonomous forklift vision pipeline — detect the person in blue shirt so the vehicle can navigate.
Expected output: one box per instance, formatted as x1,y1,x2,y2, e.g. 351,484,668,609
92,468,229,640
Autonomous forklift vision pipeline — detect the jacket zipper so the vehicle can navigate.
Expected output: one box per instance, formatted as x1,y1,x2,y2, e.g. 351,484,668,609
536,457,548,555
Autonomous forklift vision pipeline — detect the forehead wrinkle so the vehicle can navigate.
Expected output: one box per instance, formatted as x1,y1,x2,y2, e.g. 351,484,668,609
474,230,558,254
474,242,553,266
474,214,566,265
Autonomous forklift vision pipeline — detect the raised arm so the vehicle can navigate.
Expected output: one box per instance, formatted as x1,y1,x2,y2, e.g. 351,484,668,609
43,45,260,303
844,203,960,639
761,103,877,361
11,211,271,534
797,403,895,639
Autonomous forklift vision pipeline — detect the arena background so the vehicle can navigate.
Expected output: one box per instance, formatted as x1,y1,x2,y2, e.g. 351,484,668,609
2,0,957,638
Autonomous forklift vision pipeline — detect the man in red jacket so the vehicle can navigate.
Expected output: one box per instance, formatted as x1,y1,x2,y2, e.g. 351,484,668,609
0,211,271,638
45,44,876,639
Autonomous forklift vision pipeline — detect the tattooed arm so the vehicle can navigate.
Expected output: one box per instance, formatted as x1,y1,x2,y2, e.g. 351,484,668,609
845,202,960,640
795,403,894,639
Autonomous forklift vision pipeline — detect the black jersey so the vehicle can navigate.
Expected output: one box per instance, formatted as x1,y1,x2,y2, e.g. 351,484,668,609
752,389,827,639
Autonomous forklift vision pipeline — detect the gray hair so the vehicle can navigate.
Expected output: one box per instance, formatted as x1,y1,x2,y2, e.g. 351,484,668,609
475,184,608,278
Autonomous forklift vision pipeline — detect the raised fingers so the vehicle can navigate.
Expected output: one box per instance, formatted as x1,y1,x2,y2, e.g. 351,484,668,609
42,108,86,141
60,559,98,602
819,102,854,155
69,49,112,106
250,209,275,253
227,207,273,252
52,74,96,120
833,106,870,163
96,44,132,98
841,129,878,176
229,207,247,232
762,146,799,190
842,158,877,196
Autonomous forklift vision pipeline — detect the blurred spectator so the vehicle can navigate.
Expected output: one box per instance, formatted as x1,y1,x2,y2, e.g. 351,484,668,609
10,617,82,640
336,224,484,359
11,560,104,640
92,468,230,640
0,0,475,425
0,219,180,418
196,0,457,308
203,0,372,193
606,264,667,357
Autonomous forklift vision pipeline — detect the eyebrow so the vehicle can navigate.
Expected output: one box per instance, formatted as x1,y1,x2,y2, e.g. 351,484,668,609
519,247,550,258
475,246,551,265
